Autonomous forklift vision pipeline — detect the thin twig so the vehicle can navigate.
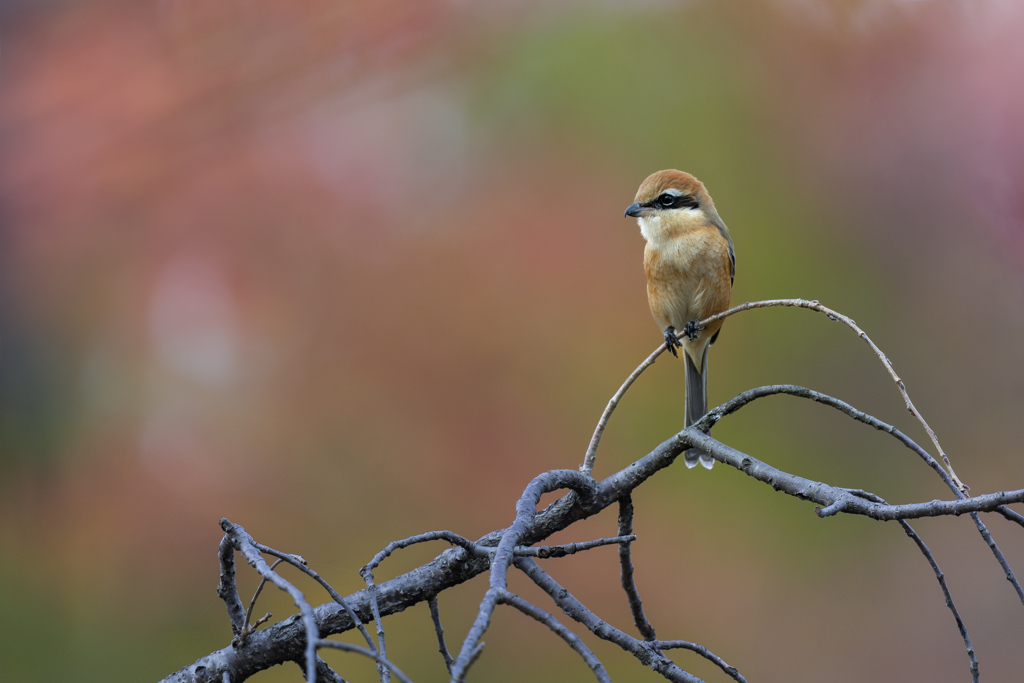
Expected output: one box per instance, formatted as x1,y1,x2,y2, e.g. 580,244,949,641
253,543,379,654
516,557,705,683
361,529,630,565
216,535,247,638
522,535,634,558
427,597,454,673
305,655,349,683
244,558,284,635
316,640,415,683
363,532,485,573
358,567,391,683
498,589,612,682
681,430,1023,520
706,299,966,492
997,507,1024,527
358,526,627,681
583,344,663,474
220,519,319,683
970,511,1024,606
697,384,1024,607
845,489,979,682
583,298,968,495
656,641,747,683
618,495,658,641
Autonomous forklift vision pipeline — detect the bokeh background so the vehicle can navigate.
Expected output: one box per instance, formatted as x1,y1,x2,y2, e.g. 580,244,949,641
1,0,1023,681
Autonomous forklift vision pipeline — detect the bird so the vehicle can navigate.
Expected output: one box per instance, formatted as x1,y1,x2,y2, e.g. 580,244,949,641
624,170,735,469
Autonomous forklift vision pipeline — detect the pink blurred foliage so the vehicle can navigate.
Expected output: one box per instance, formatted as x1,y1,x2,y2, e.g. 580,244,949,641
767,1,1024,266
0,0,635,587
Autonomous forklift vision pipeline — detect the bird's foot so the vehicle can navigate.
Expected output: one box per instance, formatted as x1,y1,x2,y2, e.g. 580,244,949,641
682,319,704,342
663,327,682,357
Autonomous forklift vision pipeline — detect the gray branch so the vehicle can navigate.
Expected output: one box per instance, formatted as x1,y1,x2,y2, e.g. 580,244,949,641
427,597,454,673
617,495,658,642
698,384,1024,605
845,489,978,682
497,589,611,682
515,556,703,683
162,386,1023,683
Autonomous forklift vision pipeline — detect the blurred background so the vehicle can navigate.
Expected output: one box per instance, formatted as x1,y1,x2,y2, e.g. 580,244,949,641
1,0,1023,681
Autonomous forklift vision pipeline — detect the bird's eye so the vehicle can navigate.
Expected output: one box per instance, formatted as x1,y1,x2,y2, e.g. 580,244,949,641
658,194,676,208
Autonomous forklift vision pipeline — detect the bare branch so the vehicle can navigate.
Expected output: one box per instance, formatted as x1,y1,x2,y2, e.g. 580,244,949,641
165,389,1023,683
303,655,349,683
358,569,390,683
243,558,284,640
583,344,663,474
702,298,966,492
449,469,598,681
656,641,747,683
364,532,484,571
618,495,657,642
682,430,1024,520
497,589,612,682
583,299,967,494
316,640,414,683
220,519,319,683
253,543,378,654
996,506,1024,529
697,384,1024,606
522,535,635,558
217,535,247,638
971,512,1024,606
516,557,706,683
427,597,454,673
845,489,979,683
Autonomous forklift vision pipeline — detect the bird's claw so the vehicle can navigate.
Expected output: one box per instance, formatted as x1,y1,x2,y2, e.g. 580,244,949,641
682,319,704,342
663,327,682,357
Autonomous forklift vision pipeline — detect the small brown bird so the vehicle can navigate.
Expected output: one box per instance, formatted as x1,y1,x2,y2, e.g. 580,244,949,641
625,170,735,469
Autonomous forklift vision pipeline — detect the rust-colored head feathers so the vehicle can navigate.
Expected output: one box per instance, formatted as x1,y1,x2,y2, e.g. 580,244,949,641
625,169,728,247
624,169,719,221
634,169,710,208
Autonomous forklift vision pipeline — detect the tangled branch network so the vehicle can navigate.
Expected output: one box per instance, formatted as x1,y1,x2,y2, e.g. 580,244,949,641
161,299,1024,683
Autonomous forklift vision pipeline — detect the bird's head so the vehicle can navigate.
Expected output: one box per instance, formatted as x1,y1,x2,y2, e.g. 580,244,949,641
624,170,717,245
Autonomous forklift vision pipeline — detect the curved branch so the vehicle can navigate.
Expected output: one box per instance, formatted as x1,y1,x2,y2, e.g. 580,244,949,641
307,655,348,683
698,384,1024,605
316,640,414,683
845,489,979,682
583,345,663,474
217,534,247,638
515,557,705,683
219,520,319,683
682,430,1024,520
450,470,598,681
427,597,454,673
617,495,657,641
656,641,747,683
498,589,612,682
583,299,966,494
252,542,377,655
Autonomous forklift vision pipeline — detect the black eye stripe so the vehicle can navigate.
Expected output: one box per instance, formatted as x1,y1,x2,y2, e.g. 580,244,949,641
652,193,698,210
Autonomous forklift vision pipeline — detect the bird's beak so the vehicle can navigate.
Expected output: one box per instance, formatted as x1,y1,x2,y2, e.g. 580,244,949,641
624,202,652,218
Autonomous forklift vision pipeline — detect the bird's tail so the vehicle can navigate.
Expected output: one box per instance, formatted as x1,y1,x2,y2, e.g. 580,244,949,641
683,346,713,470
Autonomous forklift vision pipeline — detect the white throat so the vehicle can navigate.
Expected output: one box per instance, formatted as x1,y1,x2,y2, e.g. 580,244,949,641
637,208,704,248
637,215,662,245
